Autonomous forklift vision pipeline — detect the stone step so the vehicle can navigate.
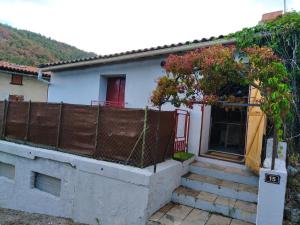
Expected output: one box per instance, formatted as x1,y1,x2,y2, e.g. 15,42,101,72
181,173,258,203
190,161,259,186
172,186,257,224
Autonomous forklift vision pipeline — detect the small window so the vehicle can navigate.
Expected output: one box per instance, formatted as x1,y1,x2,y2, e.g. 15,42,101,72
9,95,24,102
11,75,23,85
33,172,61,197
0,161,15,180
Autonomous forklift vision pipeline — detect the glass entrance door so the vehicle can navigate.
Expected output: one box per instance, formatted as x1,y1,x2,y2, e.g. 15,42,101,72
208,106,247,155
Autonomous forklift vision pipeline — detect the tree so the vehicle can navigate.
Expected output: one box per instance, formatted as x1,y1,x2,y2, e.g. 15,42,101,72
151,45,291,170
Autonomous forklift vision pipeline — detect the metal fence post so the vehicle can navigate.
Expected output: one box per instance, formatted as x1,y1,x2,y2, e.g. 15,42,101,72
25,100,31,141
141,106,148,167
56,102,63,149
1,100,8,139
154,106,161,173
94,104,101,155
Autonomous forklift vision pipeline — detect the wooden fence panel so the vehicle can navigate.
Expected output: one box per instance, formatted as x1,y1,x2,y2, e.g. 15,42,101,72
59,104,97,156
95,107,145,165
29,102,60,147
0,101,176,168
5,102,28,140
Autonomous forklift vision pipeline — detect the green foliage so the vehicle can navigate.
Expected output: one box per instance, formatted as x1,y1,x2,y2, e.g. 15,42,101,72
0,23,96,66
230,11,300,149
151,45,291,158
173,152,194,162
288,152,300,167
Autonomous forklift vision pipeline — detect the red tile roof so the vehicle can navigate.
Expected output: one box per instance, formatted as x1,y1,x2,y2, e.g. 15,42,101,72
39,35,230,69
0,61,51,78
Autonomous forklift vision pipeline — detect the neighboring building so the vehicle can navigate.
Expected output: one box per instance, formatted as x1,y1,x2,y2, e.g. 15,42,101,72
0,61,50,102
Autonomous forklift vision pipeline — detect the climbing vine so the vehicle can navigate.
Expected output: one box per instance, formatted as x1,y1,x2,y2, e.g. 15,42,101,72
230,12,300,151
151,44,291,169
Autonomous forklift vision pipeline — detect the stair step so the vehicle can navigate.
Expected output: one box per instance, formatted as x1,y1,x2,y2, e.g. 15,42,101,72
181,173,258,203
172,186,257,224
190,161,259,186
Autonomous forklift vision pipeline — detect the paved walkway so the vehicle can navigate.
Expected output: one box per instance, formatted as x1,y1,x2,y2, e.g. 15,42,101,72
147,203,254,225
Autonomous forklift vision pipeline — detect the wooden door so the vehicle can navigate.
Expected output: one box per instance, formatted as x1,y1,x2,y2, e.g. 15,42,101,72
245,85,266,174
106,77,125,107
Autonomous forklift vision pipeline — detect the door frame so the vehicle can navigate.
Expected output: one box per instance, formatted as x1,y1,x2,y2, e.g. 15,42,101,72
198,104,248,162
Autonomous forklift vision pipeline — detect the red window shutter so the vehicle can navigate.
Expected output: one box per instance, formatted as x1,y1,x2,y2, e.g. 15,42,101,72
11,75,23,85
9,95,24,102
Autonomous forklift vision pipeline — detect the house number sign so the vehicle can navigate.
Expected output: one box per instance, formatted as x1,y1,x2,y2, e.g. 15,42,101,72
265,173,281,184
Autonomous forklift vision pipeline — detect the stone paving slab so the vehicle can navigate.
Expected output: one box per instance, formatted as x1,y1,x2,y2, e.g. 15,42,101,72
147,203,255,225
197,191,218,203
190,161,259,187
215,196,236,208
230,219,254,225
191,161,255,177
205,214,231,225
184,173,258,195
167,204,193,220
234,200,257,214
185,209,209,222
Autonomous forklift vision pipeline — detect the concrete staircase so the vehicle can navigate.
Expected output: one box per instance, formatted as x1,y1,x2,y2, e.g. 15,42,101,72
171,160,259,224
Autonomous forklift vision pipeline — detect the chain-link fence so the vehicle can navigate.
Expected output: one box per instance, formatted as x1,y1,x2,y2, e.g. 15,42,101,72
0,101,175,168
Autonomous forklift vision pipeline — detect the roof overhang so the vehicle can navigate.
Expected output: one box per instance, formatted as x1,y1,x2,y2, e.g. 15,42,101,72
40,38,235,72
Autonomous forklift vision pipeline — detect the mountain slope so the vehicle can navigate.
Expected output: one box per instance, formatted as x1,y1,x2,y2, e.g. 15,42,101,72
0,23,97,66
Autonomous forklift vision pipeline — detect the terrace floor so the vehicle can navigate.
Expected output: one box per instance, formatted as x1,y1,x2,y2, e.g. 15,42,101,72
147,203,254,225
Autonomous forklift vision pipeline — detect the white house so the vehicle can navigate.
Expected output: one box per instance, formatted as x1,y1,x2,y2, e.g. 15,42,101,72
0,31,285,225
0,12,286,225
42,37,256,162
39,36,287,225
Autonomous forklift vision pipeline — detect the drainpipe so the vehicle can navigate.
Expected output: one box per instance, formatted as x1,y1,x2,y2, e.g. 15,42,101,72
38,70,51,84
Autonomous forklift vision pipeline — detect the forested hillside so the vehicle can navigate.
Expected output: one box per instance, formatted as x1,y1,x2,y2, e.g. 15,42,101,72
0,23,96,66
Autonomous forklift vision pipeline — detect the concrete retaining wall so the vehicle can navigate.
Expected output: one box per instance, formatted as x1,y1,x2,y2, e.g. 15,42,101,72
0,140,189,225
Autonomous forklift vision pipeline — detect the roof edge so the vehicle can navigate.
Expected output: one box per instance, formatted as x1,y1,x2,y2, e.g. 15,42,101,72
41,38,235,72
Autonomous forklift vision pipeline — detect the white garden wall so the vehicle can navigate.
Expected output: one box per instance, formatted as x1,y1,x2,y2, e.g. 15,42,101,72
0,140,190,225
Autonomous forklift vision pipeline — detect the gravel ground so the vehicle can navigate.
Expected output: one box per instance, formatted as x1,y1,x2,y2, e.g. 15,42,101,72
0,208,87,225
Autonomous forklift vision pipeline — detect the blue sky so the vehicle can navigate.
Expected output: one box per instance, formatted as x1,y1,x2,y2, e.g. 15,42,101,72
0,0,299,55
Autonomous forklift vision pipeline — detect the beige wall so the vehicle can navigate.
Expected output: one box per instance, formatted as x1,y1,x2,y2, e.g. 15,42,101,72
0,72,48,102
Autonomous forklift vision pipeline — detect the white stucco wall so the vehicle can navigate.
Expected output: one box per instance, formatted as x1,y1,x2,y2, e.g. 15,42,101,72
0,140,188,225
200,105,211,154
256,139,287,225
47,58,205,154
0,72,48,102
48,59,167,108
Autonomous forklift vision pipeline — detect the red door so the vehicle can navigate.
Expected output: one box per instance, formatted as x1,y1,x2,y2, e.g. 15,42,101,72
106,77,125,107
